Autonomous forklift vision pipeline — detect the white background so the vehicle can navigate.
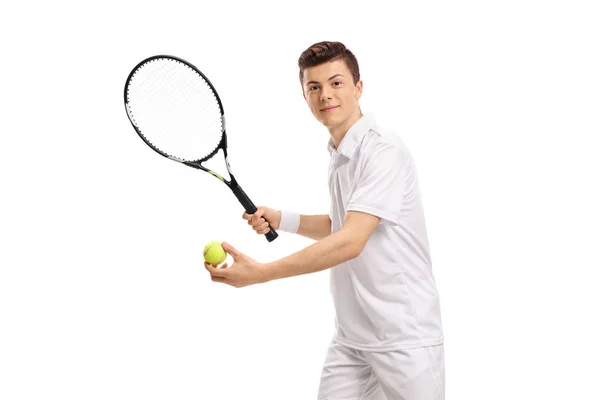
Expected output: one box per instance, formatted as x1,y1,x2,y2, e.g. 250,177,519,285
1,1,599,399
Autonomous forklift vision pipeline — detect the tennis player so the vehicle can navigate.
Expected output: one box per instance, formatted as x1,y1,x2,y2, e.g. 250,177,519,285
205,41,445,400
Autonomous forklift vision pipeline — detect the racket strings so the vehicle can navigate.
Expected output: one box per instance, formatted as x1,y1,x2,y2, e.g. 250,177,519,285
126,58,224,162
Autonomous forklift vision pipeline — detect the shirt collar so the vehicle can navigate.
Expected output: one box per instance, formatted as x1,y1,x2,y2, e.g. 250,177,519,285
327,113,376,159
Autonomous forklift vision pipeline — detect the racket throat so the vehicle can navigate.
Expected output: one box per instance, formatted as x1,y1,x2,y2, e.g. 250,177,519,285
199,149,234,183
207,170,232,183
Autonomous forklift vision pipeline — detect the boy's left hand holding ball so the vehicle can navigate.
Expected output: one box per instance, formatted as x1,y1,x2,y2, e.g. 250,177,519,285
204,242,270,288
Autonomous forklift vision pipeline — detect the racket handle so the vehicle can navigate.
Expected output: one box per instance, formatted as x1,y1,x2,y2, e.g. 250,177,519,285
231,184,279,242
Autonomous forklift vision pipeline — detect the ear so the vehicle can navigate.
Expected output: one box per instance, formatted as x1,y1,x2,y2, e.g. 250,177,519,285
355,80,363,100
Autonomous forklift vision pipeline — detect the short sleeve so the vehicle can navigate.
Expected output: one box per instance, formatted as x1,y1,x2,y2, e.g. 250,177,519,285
347,145,408,225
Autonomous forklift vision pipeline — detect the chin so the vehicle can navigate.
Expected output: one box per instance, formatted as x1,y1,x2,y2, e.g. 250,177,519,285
319,117,337,128
325,115,345,128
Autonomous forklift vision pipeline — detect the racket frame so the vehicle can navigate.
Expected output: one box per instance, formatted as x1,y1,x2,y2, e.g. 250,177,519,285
124,55,278,242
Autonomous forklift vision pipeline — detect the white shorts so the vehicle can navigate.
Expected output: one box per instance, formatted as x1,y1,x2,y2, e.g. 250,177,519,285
318,339,445,400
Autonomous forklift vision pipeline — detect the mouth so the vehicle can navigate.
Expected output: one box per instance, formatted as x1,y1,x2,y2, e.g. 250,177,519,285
320,106,339,112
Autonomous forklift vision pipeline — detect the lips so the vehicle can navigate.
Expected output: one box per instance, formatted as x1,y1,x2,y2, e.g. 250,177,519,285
320,106,339,112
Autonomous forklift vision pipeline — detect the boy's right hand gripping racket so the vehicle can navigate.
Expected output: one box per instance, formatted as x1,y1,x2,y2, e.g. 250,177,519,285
124,55,278,242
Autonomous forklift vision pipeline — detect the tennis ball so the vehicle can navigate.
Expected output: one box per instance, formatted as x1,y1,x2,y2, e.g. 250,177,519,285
203,241,227,265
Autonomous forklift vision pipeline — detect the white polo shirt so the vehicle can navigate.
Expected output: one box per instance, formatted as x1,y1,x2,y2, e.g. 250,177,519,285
327,113,443,351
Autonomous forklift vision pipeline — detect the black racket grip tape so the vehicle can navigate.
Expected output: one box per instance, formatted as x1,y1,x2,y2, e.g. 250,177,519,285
231,184,279,242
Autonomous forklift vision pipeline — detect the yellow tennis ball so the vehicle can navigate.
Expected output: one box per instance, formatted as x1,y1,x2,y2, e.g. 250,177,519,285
203,241,226,265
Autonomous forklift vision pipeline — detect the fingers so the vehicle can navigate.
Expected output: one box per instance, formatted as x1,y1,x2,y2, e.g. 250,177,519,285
205,262,229,277
243,206,265,221
251,215,267,226
221,242,240,257
205,262,230,285
243,207,272,235
243,207,269,224
211,275,227,283
248,220,269,233
256,222,271,235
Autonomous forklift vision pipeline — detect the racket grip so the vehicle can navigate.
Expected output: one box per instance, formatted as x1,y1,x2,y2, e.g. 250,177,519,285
231,184,279,242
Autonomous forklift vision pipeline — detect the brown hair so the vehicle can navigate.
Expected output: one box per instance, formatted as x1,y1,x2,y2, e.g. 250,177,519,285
298,41,360,85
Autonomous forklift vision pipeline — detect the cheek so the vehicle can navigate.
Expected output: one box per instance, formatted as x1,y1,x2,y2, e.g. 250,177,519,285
310,99,319,112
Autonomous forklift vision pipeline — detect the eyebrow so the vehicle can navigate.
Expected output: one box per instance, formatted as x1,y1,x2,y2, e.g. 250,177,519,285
305,74,344,86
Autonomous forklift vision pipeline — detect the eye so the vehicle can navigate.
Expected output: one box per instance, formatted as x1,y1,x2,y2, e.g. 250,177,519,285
310,85,320,91
333,81,342,86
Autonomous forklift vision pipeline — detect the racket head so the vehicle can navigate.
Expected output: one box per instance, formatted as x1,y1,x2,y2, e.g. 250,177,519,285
124,55,226,164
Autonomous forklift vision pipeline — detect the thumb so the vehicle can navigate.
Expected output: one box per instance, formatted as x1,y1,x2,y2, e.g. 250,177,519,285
252,206,266,223
221,242,240,258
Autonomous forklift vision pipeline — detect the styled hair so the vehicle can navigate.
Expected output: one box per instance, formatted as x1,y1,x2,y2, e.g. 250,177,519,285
298,41,360,85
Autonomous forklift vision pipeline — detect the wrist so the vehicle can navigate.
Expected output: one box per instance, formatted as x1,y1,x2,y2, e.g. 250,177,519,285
279,210,300,233
262,261,281,282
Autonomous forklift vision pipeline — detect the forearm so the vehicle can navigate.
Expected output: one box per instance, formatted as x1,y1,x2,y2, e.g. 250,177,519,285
264,229,358,281
296,214,332,241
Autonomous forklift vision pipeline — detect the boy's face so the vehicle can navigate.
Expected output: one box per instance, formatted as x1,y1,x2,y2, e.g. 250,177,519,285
302,59,362,130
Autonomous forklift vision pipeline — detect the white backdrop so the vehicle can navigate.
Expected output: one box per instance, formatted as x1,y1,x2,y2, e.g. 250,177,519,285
1,1,599,399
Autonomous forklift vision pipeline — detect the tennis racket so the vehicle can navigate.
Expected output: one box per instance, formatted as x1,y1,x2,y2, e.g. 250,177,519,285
124,55,278,242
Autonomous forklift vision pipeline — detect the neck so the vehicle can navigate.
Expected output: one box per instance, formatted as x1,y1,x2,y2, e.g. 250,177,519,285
329,109,363,149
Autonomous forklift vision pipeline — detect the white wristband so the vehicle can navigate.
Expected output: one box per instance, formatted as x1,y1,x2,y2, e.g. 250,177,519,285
278,210,300,234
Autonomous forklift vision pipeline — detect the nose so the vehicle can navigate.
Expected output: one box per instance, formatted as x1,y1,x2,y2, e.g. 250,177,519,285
320,87,333,102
